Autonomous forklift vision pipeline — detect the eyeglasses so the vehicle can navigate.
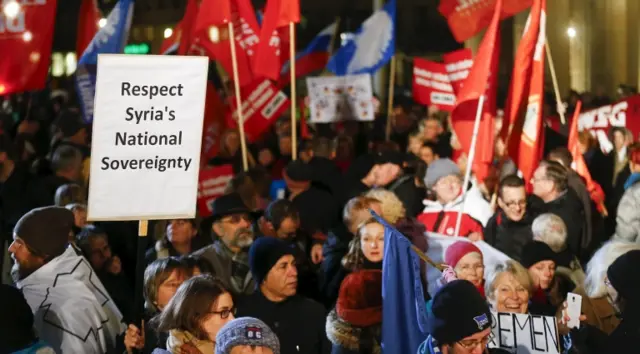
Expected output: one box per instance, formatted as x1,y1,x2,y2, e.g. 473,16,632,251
458,333,491,350
209,307,237,319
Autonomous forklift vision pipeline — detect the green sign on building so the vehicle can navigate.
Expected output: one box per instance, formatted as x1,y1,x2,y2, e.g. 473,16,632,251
124,43,151,55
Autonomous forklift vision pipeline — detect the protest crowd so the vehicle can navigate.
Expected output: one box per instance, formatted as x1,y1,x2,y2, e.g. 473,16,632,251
3,0,640,353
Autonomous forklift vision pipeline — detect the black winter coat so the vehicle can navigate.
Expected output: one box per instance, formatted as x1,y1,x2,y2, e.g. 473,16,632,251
543,189,586,263
319,225,352,309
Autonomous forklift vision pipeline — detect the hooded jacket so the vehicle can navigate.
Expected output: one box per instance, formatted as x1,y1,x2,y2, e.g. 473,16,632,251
17,247,125,353
612,173,640,243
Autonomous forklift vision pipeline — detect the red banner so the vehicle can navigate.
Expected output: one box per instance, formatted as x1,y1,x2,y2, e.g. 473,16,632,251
412,58,455,111
561,94,640,154
439,0,532,43
443,48,473,95
254,0,299,81
76,0,100,58
0,0,57,95
226,78,290,142
197,164,235,217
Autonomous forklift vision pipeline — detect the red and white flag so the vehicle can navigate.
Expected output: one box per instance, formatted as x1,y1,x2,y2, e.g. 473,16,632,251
0,0,58,95
197,164,235,217
450,0,502,182
412,58,455,111
254,0,300,81
439,0,532,42
443,48,473,95
76,0,101,58
505,0,546,185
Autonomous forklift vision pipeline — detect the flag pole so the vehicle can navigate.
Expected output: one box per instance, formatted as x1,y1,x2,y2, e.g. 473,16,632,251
384,55,397,141
290,22,298,160
544,38,566,125
453,95,485,237
228,23,250,171
327,17,341,62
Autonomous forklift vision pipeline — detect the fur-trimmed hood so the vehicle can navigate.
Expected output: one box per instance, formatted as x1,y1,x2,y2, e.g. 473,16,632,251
326,309,381,354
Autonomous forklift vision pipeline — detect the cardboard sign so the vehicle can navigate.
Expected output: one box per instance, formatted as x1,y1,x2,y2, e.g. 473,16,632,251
227,78,290,142
413,58,455,111
424,234,511,296
488,312,560,354
88,55,208,220
306,74,374,123
443,48,473,94
197,164,234,217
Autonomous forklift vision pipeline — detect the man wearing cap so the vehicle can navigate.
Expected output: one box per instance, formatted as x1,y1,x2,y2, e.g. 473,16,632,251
418,158,489,239
8,206,125,353
216,317,280,354
419,280,501,354
237,237,330,354
193,193,257,296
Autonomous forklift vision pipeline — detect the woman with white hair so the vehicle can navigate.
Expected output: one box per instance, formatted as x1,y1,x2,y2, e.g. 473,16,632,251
572,241,640,334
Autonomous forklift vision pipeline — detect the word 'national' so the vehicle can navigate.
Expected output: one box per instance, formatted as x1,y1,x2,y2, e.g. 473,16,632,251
115,131,183,146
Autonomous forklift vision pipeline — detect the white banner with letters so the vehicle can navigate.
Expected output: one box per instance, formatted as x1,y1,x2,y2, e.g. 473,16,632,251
88,54,208,220
488,312,560,354
306,74,374,123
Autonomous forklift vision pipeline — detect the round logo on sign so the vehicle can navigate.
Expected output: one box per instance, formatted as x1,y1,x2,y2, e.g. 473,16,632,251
446,227,454,235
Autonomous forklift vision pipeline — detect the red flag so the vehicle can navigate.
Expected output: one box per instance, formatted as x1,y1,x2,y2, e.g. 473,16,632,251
159,0,197,54
201,82,228,162
254,0,300,81
197,165,235,217
439,0,532,43
0,0,57,95
76,0,101,58
412,58,455,111
568,101,607,213
507,0,546,185
501,0,543,141
193,0,260,87
450,0,502,182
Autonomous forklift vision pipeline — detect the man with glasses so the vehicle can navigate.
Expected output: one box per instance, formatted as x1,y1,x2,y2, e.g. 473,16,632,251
531,160,587,264
484,175,542,262
194,193,257,296
418,280,501,354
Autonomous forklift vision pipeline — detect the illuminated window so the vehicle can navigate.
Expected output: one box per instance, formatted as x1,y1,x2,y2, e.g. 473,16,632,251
51,53,64,77
65,53,77,76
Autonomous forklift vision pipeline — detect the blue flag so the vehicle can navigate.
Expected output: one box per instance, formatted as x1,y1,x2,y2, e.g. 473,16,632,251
75,0,134,123
377,213,429,353
326,0,395,75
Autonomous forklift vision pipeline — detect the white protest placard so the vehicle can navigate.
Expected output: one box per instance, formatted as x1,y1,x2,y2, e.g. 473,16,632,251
424,234,512,296
88,54,208,221
488,312,560,354
306,74,374,123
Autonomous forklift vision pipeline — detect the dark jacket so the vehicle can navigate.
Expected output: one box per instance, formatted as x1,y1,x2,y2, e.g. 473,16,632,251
0,163,34,240
484,210,536,262
30,174,73,207
236,291,331,354
292,186,340,235
326,310,381,354
543,189,586,263
308,156,344,199
320,225,352,308
388,175,425,218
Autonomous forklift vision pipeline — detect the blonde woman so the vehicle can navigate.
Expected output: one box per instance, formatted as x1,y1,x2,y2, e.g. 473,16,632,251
485,260,533,314
342,218,385,271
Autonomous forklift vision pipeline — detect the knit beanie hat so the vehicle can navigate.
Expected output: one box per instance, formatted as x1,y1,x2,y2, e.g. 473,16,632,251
520,241,557,269
0,285,35,353
249,237,296,285
424,158,460,189
284,160,312,182
336,270,383,327
14,206,74,257
429,280,492,344
215,317,280,354
607,249,640,301
444,241,483,268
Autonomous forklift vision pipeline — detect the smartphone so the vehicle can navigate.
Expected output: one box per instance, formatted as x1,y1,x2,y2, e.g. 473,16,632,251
566,292,582,329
